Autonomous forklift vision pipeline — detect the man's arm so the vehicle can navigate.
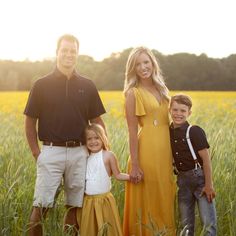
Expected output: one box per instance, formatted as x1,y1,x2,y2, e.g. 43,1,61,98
25,115,40,160
90,116,106,130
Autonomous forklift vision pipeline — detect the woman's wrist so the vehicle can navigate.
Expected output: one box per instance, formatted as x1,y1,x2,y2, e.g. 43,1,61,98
131,161,139,167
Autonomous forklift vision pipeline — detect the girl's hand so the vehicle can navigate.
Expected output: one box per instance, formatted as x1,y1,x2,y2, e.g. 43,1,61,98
201,186,216,203
130,165,144,184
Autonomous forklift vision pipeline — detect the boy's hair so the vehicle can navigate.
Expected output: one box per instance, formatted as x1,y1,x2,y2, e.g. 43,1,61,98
170,94,192,109
85,123,109,151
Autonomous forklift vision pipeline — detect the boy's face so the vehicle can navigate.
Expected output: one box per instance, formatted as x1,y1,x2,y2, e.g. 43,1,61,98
169,101,191,128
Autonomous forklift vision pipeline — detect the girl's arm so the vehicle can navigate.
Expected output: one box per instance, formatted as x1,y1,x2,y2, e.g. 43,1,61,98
198,148,216,202
108,152,130,181
125,89,143,183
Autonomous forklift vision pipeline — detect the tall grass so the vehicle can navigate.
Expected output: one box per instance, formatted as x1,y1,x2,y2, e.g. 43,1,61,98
0,91,235,235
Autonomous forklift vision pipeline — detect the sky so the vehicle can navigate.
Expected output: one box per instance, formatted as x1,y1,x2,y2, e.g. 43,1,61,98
0,0,235,61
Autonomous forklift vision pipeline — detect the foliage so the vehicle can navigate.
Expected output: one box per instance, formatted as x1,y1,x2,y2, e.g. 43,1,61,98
1,50,236,91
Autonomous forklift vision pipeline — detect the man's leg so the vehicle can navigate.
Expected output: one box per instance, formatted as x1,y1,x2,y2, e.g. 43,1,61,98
64,206,79,235
28,207,48,236
30,146,65,235
63,146,87,235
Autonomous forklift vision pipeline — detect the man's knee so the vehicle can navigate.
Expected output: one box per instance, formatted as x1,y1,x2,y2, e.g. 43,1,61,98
30,207,48,222
64,206,79,233
64,206,78,221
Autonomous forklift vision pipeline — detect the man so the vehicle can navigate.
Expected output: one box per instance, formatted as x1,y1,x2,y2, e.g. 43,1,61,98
24,34,106,236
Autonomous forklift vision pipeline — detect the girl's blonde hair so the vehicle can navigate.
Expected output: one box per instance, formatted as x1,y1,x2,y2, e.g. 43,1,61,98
123,46,169,102
85,123,109,151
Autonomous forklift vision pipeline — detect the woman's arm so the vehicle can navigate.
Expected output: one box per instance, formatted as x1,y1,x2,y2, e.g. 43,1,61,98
198,148,216,202
125,89,143,183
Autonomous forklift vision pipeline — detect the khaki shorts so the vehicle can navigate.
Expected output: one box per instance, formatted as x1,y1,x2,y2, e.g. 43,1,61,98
33,145,88,208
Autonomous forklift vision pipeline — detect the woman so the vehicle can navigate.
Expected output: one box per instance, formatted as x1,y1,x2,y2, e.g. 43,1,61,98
123,47,176,236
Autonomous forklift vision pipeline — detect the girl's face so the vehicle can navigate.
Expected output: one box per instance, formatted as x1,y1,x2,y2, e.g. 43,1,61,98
135,52,153,80
86,130,103,153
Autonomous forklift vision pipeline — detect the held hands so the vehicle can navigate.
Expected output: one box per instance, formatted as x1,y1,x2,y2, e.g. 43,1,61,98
130,164,144,184
201,186,216,203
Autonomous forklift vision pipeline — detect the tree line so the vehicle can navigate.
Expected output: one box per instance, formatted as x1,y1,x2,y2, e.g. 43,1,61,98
0,48,236,91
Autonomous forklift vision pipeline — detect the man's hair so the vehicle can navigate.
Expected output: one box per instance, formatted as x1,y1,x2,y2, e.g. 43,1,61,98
56,34,79,53
170,94,192,109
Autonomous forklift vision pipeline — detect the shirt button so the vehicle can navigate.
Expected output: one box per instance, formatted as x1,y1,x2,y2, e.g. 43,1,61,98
176,152,178,155
180,162,182,165
182,139,185,141
174,140,177,143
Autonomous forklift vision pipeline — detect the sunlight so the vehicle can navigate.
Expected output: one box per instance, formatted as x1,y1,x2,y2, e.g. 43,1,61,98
0,0,235,61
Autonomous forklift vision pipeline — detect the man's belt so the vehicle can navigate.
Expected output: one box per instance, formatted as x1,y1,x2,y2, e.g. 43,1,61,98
43,141,83,147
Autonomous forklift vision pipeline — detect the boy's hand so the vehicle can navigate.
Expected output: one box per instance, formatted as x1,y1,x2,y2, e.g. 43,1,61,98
201,186,216,203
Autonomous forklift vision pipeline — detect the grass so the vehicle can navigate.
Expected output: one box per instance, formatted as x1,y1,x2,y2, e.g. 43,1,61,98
0,91,236,235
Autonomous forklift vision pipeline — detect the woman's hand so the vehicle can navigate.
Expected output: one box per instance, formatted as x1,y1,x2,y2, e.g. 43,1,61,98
130,164,144,184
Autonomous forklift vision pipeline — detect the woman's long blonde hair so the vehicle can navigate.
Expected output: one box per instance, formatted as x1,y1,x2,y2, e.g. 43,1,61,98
123,46,169,102
85,123,109,151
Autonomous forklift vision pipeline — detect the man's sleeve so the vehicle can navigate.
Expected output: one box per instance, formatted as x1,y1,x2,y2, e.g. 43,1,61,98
87,81,106,120
24,81,41,118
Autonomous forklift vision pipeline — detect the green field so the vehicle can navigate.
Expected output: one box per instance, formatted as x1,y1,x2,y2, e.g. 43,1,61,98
0,91,236,235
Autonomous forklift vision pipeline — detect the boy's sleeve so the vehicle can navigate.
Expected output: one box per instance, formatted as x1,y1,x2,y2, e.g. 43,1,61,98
190,125,210,151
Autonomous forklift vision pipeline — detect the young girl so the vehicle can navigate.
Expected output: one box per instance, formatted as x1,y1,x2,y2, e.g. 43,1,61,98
77,123,130,236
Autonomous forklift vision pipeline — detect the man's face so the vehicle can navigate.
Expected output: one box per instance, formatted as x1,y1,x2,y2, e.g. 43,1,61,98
56,39,78,70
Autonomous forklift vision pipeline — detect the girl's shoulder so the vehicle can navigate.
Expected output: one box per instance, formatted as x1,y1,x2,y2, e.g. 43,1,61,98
102,150,117,163
102,150,115,158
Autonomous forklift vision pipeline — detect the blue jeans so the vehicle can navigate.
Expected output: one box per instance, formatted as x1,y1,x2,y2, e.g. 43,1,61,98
177,168,217,236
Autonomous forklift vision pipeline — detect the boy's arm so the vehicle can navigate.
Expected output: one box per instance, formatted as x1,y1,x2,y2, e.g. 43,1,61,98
198,148,216,202
109,153,130,181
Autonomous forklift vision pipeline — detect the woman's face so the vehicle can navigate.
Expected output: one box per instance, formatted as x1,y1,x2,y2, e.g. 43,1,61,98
135,52,153,80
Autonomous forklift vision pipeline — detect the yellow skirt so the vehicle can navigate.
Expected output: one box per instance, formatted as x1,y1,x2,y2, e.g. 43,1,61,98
77,192,123,236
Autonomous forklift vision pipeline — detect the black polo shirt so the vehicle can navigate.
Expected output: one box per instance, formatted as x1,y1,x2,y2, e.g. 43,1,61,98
24,68,106,143
169,122,210,171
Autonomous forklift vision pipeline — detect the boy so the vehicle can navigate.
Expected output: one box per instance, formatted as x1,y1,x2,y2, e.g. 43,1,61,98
169,94,217,236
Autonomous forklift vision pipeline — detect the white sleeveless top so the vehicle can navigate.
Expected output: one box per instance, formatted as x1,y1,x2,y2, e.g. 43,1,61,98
85,149,111,195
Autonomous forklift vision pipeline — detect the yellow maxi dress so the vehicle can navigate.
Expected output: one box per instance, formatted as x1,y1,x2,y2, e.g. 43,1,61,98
123,87,176,236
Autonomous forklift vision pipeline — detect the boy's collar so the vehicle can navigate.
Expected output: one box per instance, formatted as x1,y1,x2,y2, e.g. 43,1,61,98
170,121,190,130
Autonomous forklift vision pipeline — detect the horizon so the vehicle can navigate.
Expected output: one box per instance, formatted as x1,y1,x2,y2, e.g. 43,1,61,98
0,48,235,63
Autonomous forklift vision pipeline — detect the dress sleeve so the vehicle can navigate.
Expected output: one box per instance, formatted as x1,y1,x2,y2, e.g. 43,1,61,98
133,88,146,116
